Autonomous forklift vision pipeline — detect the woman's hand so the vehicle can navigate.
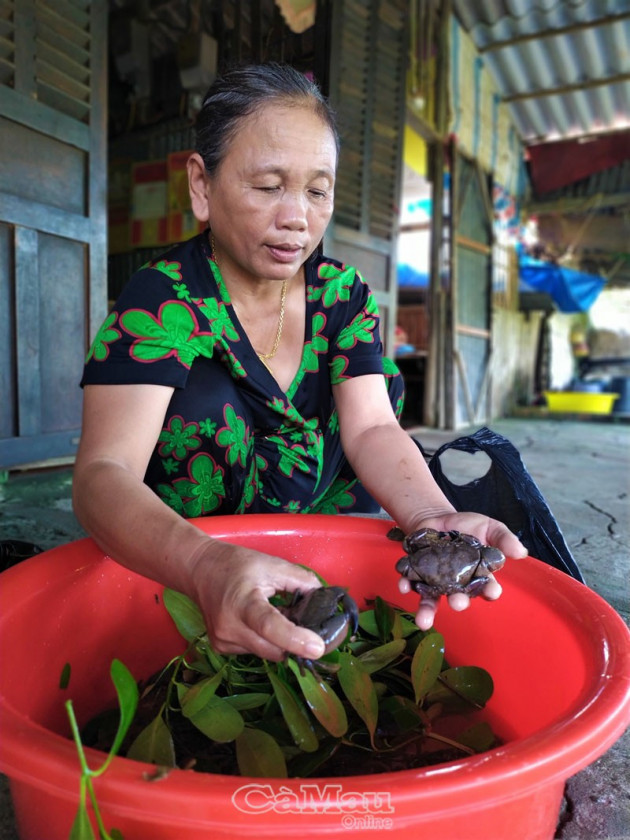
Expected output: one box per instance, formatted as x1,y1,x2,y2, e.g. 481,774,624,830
188,542,328,662
398,512,528,631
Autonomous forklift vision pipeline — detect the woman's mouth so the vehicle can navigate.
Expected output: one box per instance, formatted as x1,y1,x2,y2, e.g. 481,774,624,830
266,244,303,262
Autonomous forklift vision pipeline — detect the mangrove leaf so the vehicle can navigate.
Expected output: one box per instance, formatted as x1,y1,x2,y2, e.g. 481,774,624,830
126,712,176,766
288,738,339,778
267,667,319,752
455,721,498,752
337,652,378,744
68,795,96,840
357,639,405,674
179,669,225,717
287,659,348,738
374,596,395,642
94,659,139,778
224,692,271,710
185,695,245,742
235,727,287,777
379,695,427,733
163,588,206,642
426,666,494,711
411,632,445,704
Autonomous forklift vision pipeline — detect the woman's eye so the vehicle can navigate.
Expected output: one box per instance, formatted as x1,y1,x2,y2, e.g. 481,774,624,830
257,185,279,193
309,189,327,199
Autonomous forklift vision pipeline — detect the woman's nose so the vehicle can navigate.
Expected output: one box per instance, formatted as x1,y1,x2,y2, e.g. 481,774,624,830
277,190,308,229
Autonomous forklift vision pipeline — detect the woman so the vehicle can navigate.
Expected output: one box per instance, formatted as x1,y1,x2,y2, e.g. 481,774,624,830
74,63,526,663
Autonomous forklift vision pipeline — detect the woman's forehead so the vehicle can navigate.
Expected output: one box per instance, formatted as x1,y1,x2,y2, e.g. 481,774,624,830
224,103,338,169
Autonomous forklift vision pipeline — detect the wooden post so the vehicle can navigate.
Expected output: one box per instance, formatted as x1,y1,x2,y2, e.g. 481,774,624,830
423,0,451,427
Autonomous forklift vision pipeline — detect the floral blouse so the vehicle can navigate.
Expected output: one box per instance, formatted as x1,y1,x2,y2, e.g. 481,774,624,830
81,233,403,516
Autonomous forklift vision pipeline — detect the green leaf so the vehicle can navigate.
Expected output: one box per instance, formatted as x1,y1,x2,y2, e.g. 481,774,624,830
357,609,379,637
374,596,395,642
185,657,214,675
455,721,498,752
357,639,405,674
317,649,341,670
425,666,494,711
411,632,444,704
196,639,227,673
68,798,96,840
224,692,271,710
391,610,404,640
235,727,288,777
267,668,318,752
179,669,225,717
380,695,426,732
59,662,71,690
126,713,176,765
337,652,378,744
398,614,421,638
186,695,245,742
287,659,348,738
405,629,430,657
288,738,339,778
163,589,206,641
105,660,139,765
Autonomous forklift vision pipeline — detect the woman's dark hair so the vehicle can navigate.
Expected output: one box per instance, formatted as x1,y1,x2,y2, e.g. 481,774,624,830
195,63,339,176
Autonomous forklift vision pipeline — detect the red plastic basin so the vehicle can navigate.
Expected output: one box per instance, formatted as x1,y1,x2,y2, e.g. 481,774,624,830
1,514,629,839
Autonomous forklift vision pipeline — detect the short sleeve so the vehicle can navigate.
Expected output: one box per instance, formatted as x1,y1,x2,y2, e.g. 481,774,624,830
326,265,385,383
81,254,212,389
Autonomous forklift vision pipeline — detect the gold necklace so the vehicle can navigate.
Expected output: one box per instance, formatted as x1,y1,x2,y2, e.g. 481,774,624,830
211,234,288,373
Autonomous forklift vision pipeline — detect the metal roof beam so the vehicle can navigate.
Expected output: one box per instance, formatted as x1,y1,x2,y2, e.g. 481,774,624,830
478,11,630,53
503,72,630,103
527,191,630,215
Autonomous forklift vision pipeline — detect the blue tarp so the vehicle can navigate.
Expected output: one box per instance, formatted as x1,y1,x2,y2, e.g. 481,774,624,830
519,253,606,312
397,263,428,287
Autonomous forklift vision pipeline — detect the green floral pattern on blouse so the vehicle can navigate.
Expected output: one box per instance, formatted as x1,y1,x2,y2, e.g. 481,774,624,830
81,234,403,517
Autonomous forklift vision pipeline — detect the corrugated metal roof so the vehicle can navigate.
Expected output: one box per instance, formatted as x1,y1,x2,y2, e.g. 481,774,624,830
451,0,630,145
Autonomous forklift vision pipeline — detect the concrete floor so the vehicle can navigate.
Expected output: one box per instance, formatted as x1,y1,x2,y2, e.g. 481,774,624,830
0,417,628,838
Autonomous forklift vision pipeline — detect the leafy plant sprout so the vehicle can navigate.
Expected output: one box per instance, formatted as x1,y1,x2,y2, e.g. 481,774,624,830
65,660,138,840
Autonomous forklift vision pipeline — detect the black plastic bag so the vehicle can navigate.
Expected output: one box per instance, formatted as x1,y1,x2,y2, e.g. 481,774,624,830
0,540,44,573
423,426,584,582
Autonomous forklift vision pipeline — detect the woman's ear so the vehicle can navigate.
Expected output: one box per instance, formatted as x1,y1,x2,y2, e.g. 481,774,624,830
187,153,211,223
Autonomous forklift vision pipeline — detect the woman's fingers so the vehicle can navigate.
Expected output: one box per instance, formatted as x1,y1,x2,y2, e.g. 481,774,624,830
196,547,328,660
242,594,325,661
414,597,439,630
399,571,503,630
486,523,528,559
480,573,502,600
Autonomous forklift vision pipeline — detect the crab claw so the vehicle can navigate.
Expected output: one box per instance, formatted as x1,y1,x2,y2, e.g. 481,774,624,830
340,592,359,637
281,586,360,664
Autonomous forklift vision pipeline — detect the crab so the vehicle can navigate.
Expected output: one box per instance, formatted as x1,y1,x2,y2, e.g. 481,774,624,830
394,528,506,599
281,585,359,671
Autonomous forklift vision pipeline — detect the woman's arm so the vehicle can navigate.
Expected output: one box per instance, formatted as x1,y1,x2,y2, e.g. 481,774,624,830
333,374,528,626
73,384,326,660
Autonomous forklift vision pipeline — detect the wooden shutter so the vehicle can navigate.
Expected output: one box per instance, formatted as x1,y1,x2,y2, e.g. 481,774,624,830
325,0,408,355
0,0,107,468
446,144,494,428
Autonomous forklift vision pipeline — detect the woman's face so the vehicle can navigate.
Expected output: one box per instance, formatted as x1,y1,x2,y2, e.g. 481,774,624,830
203,102,337,285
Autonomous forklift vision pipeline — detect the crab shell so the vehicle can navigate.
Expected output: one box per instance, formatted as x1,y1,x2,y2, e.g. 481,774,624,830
396,528,506,598
282,586,359,655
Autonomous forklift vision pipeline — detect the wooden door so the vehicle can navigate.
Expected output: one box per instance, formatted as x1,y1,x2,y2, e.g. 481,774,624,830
324,0,408,355
445,145,494,428
0,0,107,468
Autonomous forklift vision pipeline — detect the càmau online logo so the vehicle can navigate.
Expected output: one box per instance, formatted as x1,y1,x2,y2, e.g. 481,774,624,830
232,783,395,816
